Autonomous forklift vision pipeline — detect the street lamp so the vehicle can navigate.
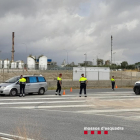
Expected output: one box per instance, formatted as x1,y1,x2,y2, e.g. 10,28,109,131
93,59,94,66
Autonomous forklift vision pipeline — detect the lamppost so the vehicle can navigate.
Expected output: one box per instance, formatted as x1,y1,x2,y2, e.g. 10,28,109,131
93,59,94,66
84,53,87,77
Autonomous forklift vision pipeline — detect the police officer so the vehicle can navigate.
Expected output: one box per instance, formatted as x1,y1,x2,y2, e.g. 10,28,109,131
19,75,26,97
111,76,115,90
79,74,88,97
55,73,62,96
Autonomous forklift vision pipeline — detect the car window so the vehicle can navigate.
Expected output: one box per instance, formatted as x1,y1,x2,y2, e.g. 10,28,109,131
38,77,46,82
5,77,20,83
29,77,37,83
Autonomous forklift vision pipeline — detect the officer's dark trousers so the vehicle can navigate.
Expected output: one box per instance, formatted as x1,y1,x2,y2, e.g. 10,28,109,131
20,84,25,95
112,82,115,90
80,84,86,95
56,84,61,93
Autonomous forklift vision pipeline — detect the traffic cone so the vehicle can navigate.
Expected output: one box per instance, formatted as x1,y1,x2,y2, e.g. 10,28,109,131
116,85,118,88
70,87,72,92
63,90,65,95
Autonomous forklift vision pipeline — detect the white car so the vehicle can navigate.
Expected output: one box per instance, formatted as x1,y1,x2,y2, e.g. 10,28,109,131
135,81,140,85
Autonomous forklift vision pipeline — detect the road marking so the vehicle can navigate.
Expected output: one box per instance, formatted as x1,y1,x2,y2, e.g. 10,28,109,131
6,105,94,109
100,99,135,101
0,137,13,140
0,132,34,140
76,108,140,113
0,95,138,102
0,97,85,101
96,91,133,93
92,96,140,99
0,100,86,105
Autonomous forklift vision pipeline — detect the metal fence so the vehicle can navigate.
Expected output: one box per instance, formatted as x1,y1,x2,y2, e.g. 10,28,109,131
0,64,73,71
0,69,140,86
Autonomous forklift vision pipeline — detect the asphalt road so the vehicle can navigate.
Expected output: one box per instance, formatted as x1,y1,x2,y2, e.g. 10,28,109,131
0,88,140,140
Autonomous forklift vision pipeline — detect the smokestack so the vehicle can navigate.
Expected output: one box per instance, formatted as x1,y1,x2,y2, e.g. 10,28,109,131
11,32,15,62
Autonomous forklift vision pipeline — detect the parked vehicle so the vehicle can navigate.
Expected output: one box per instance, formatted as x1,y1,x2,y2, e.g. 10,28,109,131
133,83,140,95
0,75,47,96
135,80,140,85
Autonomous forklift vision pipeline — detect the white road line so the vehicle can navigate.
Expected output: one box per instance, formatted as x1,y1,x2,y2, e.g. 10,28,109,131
100,99,135,101
0,95,138,102
0,100,85,105
0,132,34,140
43,95,76,97
0,137,13,140
76,108,140,113
95,92,133,93
92,96,140,99
7,105,94,109
0,97,84,101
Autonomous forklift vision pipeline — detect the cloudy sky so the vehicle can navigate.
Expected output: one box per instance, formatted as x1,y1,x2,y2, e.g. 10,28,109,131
0,0,140,65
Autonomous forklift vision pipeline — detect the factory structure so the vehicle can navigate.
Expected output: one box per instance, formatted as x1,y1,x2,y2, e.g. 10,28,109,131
0,55,48,70
0,59,24,69
27,55,47,70
0,32,57,70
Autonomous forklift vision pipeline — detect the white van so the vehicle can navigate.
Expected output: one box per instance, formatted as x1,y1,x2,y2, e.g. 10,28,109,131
0,75,48,96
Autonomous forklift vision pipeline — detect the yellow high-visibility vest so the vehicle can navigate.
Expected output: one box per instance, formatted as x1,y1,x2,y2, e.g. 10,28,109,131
57,77,62,84
79,77,87,83
19,78,26,83
57,77,62,81
111,78,115,82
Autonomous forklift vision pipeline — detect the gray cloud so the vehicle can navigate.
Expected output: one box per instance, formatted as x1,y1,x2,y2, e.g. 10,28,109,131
0,0,139,65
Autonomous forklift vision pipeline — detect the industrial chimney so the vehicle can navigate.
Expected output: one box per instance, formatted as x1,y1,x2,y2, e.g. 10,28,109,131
11,32,15,62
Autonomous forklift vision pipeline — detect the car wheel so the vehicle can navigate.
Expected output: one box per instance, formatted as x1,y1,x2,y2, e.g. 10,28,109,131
135,87,140,95
38,88,45,95
10,89,17,96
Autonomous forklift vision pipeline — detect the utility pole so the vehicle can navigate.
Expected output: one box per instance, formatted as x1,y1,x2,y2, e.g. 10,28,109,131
111,35,113,69
11,32,15,62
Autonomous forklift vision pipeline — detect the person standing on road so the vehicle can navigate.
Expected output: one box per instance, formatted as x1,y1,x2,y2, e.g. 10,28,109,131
19,75,26,97
55,73,62,96
111,76,115,90
79,74,88,97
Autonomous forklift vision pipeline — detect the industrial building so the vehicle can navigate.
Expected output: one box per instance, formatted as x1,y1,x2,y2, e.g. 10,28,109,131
47,59,57,65
27,55,47,70
61,59,66,67
0,59,24,69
